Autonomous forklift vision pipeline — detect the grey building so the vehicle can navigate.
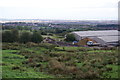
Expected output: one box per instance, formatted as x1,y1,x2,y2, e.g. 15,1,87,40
72,30,119,46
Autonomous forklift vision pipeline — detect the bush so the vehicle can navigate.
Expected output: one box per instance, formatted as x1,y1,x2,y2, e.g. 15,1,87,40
41,31,47,35
65,33,76,42
12,66,20,70
65,66,78,73
48,59,65,73
19,32,31,43
2,29,19,42
31,32,43,43
26,42,38,47
2,43,20,50
39,43,57,50
11,29,19,42
2,31,13,42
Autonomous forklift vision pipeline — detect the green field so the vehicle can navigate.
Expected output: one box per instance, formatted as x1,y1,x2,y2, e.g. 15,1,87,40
2,50,54,78
2,43,119,78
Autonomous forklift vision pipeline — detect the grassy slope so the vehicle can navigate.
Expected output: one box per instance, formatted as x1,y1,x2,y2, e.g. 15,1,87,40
2,50,54,78
102,65,118,78
2,45,119,78
55,46,119,78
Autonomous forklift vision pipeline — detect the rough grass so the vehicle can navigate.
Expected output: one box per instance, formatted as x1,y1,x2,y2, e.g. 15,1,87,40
2,43,119,78
101,65,118,78
2,50,54,78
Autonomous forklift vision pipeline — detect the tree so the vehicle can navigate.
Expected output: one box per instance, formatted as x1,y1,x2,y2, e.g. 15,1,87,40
31,32,43,43
16,26,23,30
2,31,13,42
41,31,47,35
55,28,63,34
65,33,76,42
19,32,31,43
11,29,19,42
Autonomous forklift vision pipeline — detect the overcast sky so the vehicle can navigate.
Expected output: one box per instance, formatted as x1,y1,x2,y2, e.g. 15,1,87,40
0,0,119,20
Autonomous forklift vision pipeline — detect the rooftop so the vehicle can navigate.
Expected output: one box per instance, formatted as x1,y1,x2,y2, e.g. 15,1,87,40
72,30,119,37
72,30,119,43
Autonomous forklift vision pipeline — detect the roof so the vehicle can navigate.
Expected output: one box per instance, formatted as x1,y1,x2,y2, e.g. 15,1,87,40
98,36,118,43
89,37,106,44
72,30,119,37
72,30,119,43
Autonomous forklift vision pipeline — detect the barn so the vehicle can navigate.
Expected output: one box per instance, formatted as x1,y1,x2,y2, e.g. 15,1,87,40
72,30,119,46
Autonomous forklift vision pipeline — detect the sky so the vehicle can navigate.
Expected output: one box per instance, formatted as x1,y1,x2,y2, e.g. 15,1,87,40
0,0,119,20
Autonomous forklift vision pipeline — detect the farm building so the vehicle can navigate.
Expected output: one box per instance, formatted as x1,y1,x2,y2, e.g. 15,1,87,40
42,37,55,43
72,30,119,46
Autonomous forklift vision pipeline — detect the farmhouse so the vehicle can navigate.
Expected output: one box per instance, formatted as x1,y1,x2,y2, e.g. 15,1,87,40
72,30,119,46
42,37,55,43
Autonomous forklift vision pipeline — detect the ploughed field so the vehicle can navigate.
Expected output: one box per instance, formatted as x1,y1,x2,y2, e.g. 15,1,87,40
2,42,119,78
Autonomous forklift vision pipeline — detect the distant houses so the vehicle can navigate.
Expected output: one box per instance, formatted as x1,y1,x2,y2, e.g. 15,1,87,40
72,30,119,46
31,27,39,31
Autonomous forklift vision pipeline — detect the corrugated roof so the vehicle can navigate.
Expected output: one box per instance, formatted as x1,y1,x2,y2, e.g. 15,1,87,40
72,30,119,43
98,36,118,43
72,30,119,37
89,37,106,44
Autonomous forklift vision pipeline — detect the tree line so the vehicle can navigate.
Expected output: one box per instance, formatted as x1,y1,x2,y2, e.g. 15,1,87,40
2,29,43,43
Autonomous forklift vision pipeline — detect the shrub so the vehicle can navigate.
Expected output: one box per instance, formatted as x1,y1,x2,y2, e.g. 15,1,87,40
28,63,37,68
39,43,57,50
12,66,20,70
11,29,19,42
48,59,65,74
31,32,43,43
65,66,78,73
2,29,19,42
22,61,29,64
2,31,13,42
106,67,112,72
65,33,76,42
19,32,31,43
2,43,20,50
26,42,38,47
